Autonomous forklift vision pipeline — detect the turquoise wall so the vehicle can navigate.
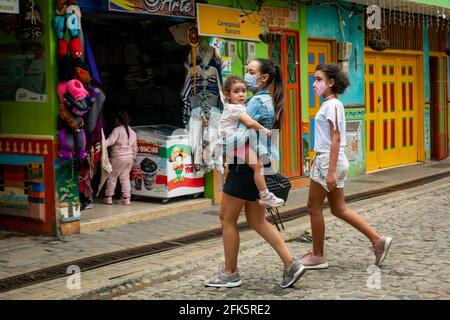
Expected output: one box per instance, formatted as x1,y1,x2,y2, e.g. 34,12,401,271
306,1,364,105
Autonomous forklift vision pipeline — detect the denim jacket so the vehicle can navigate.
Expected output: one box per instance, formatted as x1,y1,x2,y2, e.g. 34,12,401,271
233,88,279,160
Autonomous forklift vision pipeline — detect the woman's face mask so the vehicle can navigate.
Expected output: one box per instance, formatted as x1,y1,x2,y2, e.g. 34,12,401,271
244,73,261,92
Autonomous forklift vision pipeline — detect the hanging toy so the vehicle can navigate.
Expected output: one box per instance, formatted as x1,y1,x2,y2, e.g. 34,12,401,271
16,0,43,42
54,2,83,59
69,37,82,59
57,79,90,160
56,0,67,15
187,26,199,95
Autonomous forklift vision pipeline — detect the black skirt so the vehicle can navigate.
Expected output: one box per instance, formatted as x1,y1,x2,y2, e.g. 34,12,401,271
223,163,272,201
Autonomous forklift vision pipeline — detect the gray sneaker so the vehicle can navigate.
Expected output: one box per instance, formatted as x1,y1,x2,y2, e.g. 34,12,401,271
205,266,242,288
279,258,306,288
373,236,393,266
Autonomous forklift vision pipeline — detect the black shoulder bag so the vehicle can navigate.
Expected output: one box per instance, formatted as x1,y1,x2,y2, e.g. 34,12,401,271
264,173,291,231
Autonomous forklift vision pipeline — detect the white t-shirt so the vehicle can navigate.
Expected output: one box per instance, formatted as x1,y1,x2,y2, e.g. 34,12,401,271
314,98,346,154
218,103,247,139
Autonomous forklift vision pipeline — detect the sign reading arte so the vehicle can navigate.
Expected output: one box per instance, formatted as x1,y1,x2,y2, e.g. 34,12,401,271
0,0,19,14
197,4,262,41
109,0,195,18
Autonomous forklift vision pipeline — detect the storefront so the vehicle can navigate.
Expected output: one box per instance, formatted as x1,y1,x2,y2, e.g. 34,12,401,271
2,0,446,236
0,0,58,235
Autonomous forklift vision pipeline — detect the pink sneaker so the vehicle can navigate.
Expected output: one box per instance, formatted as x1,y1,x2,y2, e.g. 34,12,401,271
299,252,329,269
258,192,285,208
115,197,131,205
102,197,112,205
373,236,393,266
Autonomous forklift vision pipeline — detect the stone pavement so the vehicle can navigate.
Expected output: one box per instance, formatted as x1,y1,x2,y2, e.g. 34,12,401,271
0,159,449,286
2,172,449,300
107,176,450,300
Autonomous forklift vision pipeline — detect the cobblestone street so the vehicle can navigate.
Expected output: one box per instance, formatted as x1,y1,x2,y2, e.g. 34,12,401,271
105,177,450,300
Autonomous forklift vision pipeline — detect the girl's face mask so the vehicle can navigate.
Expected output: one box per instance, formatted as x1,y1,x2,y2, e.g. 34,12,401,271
313,81,328,96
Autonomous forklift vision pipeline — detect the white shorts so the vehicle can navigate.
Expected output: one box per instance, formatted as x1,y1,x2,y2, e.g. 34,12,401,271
310,152,349,192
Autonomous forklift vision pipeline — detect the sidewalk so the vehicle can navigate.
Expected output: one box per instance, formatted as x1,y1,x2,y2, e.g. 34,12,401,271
1,158,449,283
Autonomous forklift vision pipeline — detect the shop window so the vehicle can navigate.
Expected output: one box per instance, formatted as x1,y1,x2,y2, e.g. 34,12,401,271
0,43,47,102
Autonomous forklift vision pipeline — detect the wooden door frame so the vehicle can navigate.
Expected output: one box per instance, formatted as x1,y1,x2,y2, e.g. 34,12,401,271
269,29,304,181
428,53,449,159
364,48,425,162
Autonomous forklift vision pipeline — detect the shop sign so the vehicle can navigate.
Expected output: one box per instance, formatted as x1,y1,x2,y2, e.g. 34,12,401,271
109,0,195,19
138,141,162,155
260,5,291,29
0,0,19,14
197,4,262,42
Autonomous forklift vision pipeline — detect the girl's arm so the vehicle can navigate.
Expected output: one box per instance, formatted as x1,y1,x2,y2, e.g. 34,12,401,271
105,128,119,147
327,115,340,192
239,113,271,136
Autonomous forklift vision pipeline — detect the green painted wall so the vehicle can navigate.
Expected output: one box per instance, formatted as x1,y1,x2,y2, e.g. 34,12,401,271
411,0,450,9
0,0,58,136
448,31,450,155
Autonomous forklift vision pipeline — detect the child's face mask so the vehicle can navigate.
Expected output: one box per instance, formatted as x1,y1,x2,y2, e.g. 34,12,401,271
313,81,328,96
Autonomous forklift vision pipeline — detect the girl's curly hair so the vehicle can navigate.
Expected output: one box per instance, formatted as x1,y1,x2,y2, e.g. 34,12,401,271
316,64,350,94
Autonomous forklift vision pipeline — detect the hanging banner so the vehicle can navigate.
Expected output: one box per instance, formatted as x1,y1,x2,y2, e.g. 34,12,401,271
197,3,262,41
109,0,195,19
0,0,19,14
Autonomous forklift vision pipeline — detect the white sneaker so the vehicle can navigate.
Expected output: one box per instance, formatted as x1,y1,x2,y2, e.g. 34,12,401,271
259,192,285,208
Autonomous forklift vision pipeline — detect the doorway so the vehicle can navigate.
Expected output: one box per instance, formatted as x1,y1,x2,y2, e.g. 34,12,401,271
364,53,421,171
268,30,303,179
429,55,448,160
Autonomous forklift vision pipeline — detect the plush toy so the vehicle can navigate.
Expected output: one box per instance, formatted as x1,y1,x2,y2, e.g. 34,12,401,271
57,79,90,160
54,3,83,59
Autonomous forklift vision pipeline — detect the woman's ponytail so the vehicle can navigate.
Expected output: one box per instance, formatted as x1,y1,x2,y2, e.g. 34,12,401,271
271,64,285,129
254,58,285,129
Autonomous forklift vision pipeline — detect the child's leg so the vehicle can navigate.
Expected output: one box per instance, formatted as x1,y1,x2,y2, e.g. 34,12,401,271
118,157,134,200
105,158,122,198
245,146,267,193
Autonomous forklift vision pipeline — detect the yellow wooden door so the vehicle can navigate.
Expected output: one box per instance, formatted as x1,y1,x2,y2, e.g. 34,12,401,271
365,54,418,171
365,56,379,171
307,40,333,163
396,57,418,165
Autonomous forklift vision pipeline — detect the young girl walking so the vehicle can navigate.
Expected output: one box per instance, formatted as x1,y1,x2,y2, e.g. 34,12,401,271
300,64,392,269
104,110,138,205
218,75,284,208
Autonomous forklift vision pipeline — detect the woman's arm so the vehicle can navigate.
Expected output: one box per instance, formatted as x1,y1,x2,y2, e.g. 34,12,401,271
239,113,271,136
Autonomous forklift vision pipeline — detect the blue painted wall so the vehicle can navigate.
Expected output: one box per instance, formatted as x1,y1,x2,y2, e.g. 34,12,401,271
306,1,364,105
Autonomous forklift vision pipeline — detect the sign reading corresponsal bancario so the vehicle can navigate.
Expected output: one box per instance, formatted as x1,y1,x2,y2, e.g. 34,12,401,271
197,3,262,41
